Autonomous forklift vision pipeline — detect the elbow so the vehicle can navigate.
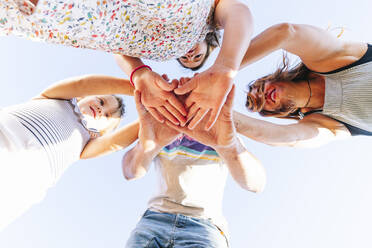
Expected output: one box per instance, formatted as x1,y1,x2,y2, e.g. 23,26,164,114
273,22,296,45
244,174,267,194
239,163,267,194
121,157,147,181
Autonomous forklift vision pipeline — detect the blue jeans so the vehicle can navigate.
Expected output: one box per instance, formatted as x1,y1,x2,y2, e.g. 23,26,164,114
125,210,229,248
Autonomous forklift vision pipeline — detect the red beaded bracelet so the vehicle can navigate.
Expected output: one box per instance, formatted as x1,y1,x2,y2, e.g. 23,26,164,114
130,65,152,87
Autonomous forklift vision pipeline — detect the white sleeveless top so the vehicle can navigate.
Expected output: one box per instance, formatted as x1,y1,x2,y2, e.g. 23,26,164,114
3,99,90,183
321,61,372,132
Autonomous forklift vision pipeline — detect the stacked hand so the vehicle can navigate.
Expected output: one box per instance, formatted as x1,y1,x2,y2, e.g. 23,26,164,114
133,69,187,126
134,65,235,132
134,89,180,152
166,85,237,149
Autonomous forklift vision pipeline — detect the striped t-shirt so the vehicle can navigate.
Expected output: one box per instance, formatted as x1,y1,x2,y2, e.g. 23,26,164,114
4,99,90,183
148,135,229,235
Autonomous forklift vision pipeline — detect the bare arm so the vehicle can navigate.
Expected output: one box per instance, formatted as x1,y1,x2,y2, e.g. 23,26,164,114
214,0,254,71
233,111,350,148
80,121,139,159
240,23,367,72
121,142,162,181
37,74,134,100
215,137,266,193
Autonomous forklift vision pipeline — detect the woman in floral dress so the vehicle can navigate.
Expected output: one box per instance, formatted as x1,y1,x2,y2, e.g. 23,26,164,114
1,0,254,130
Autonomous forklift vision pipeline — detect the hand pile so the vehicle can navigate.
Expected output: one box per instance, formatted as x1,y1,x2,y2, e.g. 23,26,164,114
134,71,237,150
132,65,235,131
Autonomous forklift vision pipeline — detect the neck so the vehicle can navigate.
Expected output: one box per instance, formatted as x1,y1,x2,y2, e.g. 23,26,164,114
299,76,325,111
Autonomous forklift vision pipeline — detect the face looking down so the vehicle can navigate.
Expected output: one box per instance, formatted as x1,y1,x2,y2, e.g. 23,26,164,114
178,41,208,69
77,95,123,133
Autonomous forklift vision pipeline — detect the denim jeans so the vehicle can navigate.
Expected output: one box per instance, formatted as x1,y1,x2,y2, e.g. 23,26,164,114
125,210,229,248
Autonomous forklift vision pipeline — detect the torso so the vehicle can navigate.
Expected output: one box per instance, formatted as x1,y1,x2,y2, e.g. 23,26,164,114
3,99,91,183
306,44,372,135
148,134,229,235
1,0,215,61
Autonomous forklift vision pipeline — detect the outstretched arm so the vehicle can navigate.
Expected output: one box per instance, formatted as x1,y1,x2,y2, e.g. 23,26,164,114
167,87,266,193
174,0,253,130
122,90,180,180
80,121,139,159
36,74,134,100
233,111,350,148
240,23,367,72
215,137,266,193
121,141,162,180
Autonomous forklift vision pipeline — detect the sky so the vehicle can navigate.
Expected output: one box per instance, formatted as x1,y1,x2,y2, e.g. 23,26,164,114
1,0,372,247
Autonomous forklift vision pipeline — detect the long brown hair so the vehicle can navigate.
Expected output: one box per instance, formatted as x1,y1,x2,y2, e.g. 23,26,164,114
246,54,311,119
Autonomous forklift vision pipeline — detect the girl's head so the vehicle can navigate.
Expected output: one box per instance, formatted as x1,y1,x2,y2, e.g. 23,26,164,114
77,95,124,134
246,55,311,119
177,31,221,71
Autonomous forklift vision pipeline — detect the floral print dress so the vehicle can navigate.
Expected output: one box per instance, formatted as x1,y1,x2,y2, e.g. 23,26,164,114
0,0,215,61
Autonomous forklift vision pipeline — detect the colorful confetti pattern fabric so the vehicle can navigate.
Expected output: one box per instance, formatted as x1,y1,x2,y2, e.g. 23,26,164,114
0,0,214,61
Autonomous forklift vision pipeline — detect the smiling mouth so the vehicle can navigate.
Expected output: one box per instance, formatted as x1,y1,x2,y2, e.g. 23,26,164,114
265,88,276,103
89,106,96,119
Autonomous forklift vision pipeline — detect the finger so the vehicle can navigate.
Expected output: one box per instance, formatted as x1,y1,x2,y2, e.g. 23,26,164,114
185,94,196,108
225,85,236,108
165,120,186,133
134,91,147,115
188,108,209,130
186,103,199,123
148,107,164,123
156,76,175,91
167,94,187,116
174,78,197,95
157,106,180,125
164,102,186,126
205,107,222,131
161,74,170,82
169,79,179,89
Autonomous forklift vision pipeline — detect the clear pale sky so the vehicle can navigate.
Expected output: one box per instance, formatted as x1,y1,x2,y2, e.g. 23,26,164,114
1,0,372,247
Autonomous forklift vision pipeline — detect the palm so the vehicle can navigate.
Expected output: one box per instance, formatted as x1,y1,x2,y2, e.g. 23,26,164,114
175,66,234,130
168,86,236,149
135,70,186,125
135,91,179,150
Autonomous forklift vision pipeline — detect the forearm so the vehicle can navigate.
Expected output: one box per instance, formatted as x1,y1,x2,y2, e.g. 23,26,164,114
233,111,305,147
113,54,145,77
122,142,162,180
214,2,253,71
80,121,139,159
39,74,134,99
215,137,266,193
240,23,293,69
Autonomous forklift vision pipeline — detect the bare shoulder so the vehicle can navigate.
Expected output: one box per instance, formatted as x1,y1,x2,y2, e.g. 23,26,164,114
300,113,350,137
306,41,368,72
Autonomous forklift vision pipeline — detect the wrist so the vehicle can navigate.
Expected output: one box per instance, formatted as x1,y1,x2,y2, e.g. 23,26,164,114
210,63,238,78
130,65,152,88
214,136,241,155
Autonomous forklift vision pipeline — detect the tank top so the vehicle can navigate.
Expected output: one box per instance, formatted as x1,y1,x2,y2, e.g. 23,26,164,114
313,44,372,135
3,99,90,183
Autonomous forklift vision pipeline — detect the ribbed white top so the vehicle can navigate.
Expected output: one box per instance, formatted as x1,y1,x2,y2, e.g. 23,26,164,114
4,99,90,183
322,61,372,132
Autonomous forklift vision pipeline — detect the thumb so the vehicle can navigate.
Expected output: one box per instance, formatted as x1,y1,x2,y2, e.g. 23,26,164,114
174,78,197,95
156,74,175,91
134,90,147,115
